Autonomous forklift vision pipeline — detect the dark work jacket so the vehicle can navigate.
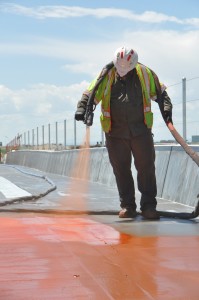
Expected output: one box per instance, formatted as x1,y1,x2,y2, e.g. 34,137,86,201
106,69,172,138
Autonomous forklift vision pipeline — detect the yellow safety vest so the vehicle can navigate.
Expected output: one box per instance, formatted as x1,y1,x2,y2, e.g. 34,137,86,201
86,63,158,133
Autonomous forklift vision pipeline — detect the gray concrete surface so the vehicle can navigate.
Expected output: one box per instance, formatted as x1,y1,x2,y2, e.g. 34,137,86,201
0,164,198,237
1,147,199,300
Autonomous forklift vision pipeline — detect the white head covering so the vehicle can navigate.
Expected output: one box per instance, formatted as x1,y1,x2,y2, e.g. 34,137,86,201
113,46,138,76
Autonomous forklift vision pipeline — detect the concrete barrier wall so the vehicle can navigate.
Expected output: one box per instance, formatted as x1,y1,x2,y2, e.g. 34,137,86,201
154,146,172,198
161,146,199,207
6,145,199,207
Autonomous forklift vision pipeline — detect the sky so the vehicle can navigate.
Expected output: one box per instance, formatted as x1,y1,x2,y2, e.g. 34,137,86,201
0,0,199,146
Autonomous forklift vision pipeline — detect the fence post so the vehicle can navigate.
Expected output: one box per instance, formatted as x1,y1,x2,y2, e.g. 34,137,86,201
64,119,67,149
42,125,44,150
48,123,51,150
24,132,26,148
55,121,58,150
37,127,39,150
28,131,30,149
32,129,34,149
182,77,187,141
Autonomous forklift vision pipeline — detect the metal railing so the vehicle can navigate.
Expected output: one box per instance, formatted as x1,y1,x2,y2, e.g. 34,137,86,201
6,114,105,151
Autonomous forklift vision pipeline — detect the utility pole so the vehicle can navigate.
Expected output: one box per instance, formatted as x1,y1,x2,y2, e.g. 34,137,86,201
64,119,67,149
182,77,187,141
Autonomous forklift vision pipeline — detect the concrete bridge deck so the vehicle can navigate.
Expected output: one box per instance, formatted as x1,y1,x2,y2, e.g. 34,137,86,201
0,146,199,299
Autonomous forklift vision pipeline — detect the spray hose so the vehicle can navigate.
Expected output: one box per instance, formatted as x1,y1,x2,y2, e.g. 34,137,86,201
84,62,114,127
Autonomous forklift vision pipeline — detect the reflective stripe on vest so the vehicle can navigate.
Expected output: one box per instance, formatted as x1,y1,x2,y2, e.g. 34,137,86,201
102,108,111,118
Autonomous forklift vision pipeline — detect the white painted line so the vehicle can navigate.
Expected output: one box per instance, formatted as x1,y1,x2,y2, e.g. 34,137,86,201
0,176,32,199
57,192,71,197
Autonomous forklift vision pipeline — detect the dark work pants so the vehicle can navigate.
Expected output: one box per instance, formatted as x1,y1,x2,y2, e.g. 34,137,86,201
106,132,157,211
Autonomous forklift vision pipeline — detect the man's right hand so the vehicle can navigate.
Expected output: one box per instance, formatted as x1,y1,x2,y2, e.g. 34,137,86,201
75,95,88,121
75,111,85,121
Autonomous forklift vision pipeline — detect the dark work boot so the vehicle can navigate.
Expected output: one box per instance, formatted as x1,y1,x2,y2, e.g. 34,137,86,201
141,209,160,220
119,207,137,218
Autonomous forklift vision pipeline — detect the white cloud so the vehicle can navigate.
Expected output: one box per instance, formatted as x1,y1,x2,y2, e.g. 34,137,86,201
1,81,89,114
1,4,199,28
1,4,199,142
1,27,199,141
1,29,199,81
62,62,99,77
0,81,89,140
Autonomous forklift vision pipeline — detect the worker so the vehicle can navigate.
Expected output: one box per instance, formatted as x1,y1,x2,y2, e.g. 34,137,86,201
75,46,173,220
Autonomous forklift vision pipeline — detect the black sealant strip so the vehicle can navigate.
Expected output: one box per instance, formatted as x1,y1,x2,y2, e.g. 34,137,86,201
0,164,57,207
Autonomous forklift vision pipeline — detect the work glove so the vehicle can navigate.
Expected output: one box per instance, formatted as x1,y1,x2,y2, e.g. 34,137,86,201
164,110,173,124
75,95,88,121
75,108,85,121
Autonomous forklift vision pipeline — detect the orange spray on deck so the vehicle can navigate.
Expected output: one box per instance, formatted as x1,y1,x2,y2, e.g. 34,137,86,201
59,127,91,212
1,213,199,300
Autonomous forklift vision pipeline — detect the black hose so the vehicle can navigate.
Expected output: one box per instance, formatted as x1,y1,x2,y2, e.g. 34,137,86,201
84,62,114,126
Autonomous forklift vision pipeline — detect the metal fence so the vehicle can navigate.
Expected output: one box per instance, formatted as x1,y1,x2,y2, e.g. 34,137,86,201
6,113,105,151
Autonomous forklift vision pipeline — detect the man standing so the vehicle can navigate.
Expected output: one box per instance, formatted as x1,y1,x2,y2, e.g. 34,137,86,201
75,46,172,220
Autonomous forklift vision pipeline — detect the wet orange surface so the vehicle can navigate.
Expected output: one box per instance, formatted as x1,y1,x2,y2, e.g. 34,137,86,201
0,213,199,300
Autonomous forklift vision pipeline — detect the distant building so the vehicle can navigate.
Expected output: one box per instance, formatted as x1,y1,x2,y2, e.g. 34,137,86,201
192,135,199,143
158,140,176,144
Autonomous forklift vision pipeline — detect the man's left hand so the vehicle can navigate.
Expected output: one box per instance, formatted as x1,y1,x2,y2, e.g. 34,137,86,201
164,110,173,124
